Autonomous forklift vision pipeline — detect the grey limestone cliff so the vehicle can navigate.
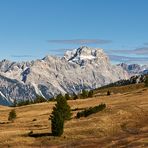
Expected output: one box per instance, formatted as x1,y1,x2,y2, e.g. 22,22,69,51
0,46,129,106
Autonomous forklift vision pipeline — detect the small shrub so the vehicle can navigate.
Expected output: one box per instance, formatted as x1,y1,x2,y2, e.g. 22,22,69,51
12,99,17,107
72,92,78,100
8,109,17,122
78,89,94,99
88,90,94,98
48,97,55,102
34,95,47,103
32,118,37,121
81,89,89,99
65,93,71,100
107,90,111,96
17,99,33,106
145,75,148,87
71,107,85,111
28,130,33,136
16,95,47,106
76,112,82,118
76,103,106,118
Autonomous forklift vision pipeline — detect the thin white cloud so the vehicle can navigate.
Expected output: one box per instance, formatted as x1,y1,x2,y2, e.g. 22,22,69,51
109,54,148,64
134,47,148,54
144,43,148,45
11,55,34,58
108,47,148,55
48,39,112,44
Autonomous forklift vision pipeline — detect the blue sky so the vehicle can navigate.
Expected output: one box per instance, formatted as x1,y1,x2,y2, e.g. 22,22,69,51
0,0,148,64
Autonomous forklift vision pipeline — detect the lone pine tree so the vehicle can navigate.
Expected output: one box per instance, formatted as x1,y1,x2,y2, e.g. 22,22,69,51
50,109,64,136
50,94,71,136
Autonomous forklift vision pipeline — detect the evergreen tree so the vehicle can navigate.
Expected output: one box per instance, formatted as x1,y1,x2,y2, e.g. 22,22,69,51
50,94,71,136
13,99,17,107
34,95,47,103
65,93,71,100
72,92,78,100
145,75,148,87
8,109,17,122
81,89,88,99
56,94,63,100
55,94,72,120
50,108,64,136
107,90,111,96
88,90,94,97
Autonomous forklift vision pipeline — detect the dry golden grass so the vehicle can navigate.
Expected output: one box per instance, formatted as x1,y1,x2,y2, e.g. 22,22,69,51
0,85,148,147
94,83,145,96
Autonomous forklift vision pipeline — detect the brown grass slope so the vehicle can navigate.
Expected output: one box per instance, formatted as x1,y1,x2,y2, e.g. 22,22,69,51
0,83,148,148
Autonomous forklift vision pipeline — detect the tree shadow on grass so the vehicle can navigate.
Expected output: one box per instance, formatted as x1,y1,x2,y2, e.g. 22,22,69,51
0,121,10,124
28,131,53,137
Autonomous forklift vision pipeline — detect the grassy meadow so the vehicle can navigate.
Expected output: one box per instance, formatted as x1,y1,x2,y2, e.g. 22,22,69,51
0,83,148,147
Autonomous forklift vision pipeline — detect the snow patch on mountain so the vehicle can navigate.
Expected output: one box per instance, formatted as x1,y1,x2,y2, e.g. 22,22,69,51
63,46,107,66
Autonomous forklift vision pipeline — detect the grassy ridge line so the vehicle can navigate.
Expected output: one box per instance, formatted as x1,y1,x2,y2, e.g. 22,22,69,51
94,83,144,96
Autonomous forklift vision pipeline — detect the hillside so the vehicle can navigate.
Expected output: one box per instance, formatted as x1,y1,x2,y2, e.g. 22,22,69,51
0,84,148,147
94,83,145,96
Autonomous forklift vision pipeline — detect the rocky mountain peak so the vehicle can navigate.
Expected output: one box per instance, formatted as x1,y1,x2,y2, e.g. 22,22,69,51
42,55,59,62
64,46,108,65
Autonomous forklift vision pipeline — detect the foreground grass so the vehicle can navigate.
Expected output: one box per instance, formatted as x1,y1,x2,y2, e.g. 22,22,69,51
0,86,148,147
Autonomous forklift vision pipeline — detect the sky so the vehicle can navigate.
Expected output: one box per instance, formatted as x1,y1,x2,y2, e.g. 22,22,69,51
0,0,148,64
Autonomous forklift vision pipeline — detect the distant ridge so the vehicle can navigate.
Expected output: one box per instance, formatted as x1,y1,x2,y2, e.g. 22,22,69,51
118,63,148,76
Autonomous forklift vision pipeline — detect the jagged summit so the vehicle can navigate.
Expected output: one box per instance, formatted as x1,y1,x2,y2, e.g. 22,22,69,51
42,55,59,61
63,46,108,66
0,46,128,106
64,46,109,67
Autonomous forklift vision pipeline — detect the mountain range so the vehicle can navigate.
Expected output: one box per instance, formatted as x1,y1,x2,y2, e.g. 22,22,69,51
118,63,148,76
1,46,147,106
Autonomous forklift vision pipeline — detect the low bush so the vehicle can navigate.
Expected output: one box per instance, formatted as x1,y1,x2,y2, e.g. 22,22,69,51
145,75,148,87
76,103,106,118
80,89,94,99
34,95,47,103
65,93,71,100
16,99,34,106
28,130,33,136
8,109,17,122
16,95,47,106
107,90,111,96
71,92,79,100
71,107,85,111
